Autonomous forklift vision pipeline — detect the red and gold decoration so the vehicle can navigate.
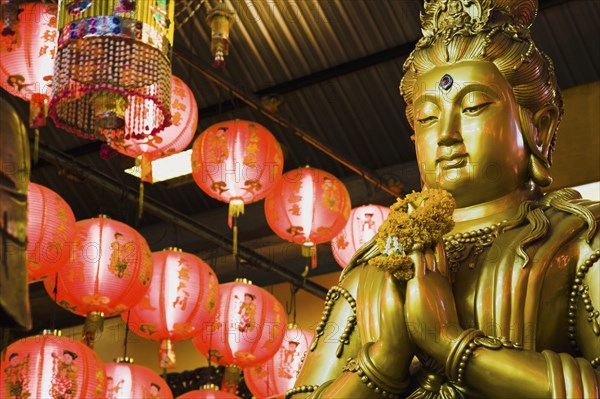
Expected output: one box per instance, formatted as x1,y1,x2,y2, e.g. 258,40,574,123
43,215,152,348
109,75,198,183
177,384,240,399
125,248,219,369
26,182,76,283
193,279,286,395
0,330,106,399
244,324,313,398
49,0,175,145
0,1,58,155
264,166,351,270
191,120,283,255
330,204,390,269
105,357,173,399
206,3,235,68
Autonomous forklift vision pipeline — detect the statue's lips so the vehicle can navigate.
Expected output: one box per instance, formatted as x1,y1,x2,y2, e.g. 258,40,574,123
436,153,468,169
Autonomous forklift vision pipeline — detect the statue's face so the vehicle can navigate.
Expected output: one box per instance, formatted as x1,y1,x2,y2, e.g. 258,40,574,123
412,60,530,207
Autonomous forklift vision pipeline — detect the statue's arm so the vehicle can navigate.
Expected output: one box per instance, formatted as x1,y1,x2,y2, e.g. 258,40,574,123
288,264,363,399
289,263,415,399
461,235,600,398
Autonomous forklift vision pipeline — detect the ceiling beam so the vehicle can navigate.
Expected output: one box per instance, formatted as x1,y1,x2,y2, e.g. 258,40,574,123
173,47,402,197
36,142,329,300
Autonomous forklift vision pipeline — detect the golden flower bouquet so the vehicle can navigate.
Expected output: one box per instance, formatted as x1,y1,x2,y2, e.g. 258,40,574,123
368,189,455,280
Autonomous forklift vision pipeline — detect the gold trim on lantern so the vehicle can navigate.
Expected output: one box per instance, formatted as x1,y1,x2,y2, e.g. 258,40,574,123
57,1,175,45
287,323,299,329
200,384,220,391
115,356,134,364
163,247,182,252
301,241,316,258
42,329,62,336
234,278,253,285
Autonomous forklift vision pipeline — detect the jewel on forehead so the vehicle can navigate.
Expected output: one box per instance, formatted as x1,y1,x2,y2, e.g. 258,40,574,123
439,74,453,90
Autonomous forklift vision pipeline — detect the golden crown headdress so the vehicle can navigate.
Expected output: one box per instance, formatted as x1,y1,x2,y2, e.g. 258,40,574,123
417,0,538,48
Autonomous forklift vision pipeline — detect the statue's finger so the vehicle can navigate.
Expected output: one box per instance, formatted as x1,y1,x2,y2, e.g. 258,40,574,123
409,249,427,278
425,249,437,273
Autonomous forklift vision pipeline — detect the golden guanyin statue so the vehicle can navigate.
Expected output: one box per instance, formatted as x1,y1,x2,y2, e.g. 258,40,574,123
288,0,600,397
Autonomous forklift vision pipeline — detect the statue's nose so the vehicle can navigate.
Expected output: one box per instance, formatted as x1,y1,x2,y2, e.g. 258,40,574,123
437,111,463,146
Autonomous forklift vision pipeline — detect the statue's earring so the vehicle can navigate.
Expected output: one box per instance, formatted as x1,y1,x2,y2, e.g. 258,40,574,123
519,105,558,187
529,155,553,187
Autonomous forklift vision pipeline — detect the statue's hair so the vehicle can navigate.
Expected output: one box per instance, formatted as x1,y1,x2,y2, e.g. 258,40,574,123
400,2,564,166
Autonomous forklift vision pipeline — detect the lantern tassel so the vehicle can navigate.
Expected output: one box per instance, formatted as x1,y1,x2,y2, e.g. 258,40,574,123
159,338,176,369
301,242,317,274
82,311,104,349
32,128,39,165
221,365,241,394
138,179,144,220
228,200,244,256
137,155,154,219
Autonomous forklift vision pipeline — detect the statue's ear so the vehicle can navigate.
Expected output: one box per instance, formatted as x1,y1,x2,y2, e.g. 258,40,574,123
533,104,559,164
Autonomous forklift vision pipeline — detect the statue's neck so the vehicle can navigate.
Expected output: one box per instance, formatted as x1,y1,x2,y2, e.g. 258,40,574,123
451,188,539,233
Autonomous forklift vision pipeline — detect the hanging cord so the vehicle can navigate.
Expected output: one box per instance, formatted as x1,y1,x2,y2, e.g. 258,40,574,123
122,310,131,358
285,284,299,325
51,273,59,331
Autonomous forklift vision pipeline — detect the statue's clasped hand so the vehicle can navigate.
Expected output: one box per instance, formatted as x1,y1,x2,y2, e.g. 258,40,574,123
404,242,464,365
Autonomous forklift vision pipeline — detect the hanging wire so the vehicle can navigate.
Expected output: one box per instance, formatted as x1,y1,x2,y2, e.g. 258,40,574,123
122,310,131,358
50,273,59,331
285,284,299,325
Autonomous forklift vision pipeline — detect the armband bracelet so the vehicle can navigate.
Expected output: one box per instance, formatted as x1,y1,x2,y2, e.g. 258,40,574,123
343,342,410,398
446,328,522,385
284,384,319,399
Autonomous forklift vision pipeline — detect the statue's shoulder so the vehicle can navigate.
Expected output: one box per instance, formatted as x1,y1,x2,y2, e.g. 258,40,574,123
541,188,599,242
339,236,381,283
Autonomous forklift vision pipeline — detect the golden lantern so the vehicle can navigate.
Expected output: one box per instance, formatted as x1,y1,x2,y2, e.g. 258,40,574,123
206,3,235,68
49,0,175,146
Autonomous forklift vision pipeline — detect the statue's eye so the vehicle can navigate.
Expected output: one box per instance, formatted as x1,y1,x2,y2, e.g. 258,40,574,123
417,115,438,126
463,102,492,115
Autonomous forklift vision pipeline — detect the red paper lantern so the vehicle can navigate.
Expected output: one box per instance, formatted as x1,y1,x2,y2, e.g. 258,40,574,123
193,279,286,393
44,215,153,347
107,75,198,183
0,330,106,398
177,384,240,399
0,2,57,127
264,166,351,269
26,182,76,283
243,324,314,398
191,120,283,254
331,204,390,269
125,248,219,369
105,358,173,399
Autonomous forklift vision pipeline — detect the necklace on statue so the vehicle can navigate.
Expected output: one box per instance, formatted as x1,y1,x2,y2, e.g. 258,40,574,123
443,220,508,279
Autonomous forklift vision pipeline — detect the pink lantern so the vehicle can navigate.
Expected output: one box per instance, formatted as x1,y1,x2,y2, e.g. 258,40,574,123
243,324,314,398
177,384,240,399
106,75,198,183
0,2,57,127
26,182,76,282
264,166,351,269
125,248,219,369
191,120,283,254
331,204,390,268
0,330,106,398
193,279,286,394
44,215,153,347
105,358,173,399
